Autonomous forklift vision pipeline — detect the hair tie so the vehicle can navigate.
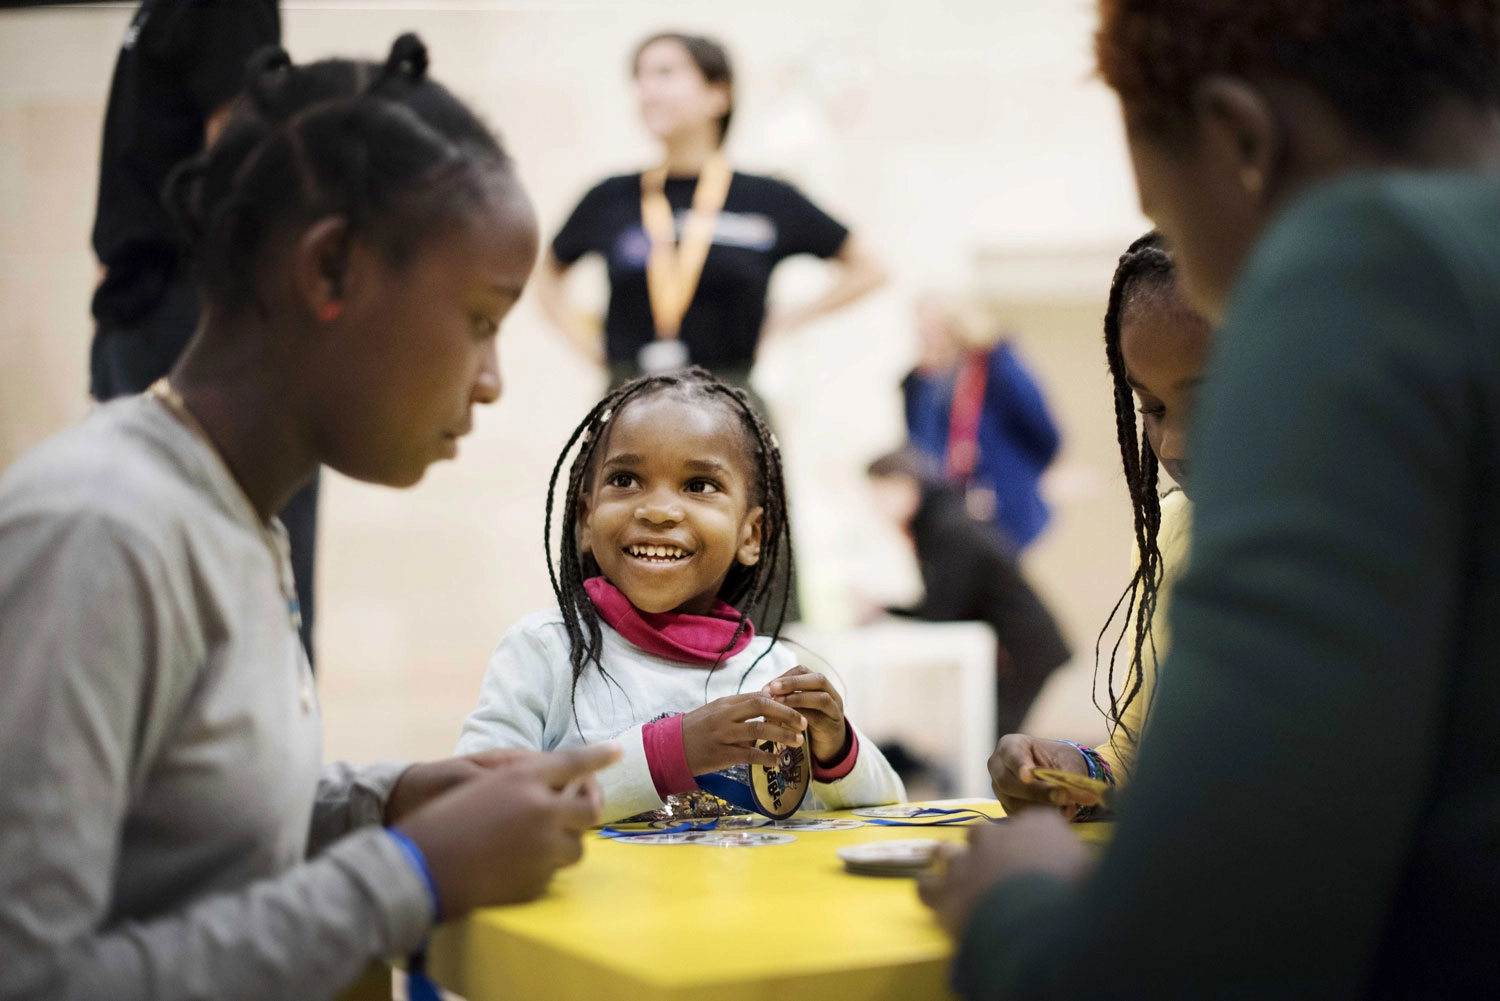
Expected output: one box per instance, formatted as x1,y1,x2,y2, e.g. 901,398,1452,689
377,32,430,90
243,45,292,112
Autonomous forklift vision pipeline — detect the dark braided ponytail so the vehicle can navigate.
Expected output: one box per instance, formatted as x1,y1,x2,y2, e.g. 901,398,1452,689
545,367,795,706
1094,231,1177,747
163,33,515,318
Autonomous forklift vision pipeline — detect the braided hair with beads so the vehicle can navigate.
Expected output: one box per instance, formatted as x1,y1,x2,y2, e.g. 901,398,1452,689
545,367,794,702
162,33,516,318
1095,231,1177,745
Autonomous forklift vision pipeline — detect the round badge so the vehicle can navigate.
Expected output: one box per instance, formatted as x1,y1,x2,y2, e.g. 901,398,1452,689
749,740,810,820
702,831,797,847
836,838,944,865
773,817,865,831
851,805,942,819
617,832,718,846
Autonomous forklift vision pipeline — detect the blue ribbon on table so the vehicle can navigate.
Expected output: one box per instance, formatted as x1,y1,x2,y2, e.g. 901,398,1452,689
865,807,1007,828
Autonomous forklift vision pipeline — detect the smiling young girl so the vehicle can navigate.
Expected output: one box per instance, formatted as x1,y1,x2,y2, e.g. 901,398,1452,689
458,367,904,823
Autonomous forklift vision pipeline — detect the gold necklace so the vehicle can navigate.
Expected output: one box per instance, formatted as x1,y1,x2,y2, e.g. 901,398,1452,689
146,379,313,710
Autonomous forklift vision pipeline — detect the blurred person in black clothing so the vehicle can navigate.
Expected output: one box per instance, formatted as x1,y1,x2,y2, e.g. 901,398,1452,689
89,0,318,663
867,449,1071,738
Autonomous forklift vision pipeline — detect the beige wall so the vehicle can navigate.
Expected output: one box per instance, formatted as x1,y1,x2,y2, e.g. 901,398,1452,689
0,1,1148,764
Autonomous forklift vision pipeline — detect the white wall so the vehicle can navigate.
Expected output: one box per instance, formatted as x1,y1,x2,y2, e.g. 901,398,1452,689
0,0,1146,763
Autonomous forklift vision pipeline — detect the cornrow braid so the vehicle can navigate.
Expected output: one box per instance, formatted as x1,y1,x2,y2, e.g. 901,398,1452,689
544,367,795,707
163,33,514,318
1094,232,1175,747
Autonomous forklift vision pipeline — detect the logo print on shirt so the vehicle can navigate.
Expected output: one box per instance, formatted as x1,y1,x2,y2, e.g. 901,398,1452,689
614,212,778,269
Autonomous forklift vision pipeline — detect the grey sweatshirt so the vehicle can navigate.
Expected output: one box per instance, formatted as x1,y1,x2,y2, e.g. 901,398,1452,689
0,398,432,1001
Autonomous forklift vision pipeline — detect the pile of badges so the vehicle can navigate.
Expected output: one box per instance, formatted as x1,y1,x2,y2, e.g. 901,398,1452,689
618,829,797,847
836,839,946,878
770,817,864,832
600,812,867,845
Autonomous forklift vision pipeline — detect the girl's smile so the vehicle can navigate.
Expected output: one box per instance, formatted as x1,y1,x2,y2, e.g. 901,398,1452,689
579,393,763,616
623,542,696,564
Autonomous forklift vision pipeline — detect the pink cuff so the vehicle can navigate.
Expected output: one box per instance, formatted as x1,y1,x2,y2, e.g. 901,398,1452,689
643,714,699,798
812,725,860,782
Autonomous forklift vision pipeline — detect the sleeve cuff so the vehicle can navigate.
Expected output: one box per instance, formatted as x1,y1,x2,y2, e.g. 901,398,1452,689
643,714,699,797
326,827,436,958
812,724,859,782
385,828,442,922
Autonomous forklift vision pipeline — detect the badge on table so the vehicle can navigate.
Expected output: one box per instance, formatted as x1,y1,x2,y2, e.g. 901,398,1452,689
774,816,865,832
1030,768,1111,802
837,839,944,877
703,831,796,847
619,831,721,846
852,805,945,819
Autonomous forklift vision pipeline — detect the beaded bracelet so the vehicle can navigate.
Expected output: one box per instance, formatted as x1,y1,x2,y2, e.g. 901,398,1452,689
1061,740,1116,823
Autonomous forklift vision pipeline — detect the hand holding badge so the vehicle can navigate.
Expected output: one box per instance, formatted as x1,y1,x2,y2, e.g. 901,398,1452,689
761,666,849,765
680,692,811,820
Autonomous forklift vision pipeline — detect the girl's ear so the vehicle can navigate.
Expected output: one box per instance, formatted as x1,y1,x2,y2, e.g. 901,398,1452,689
736,505,764,566
292,215,352,322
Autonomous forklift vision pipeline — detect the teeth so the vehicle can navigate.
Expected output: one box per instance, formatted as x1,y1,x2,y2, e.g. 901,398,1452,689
629,545,688,560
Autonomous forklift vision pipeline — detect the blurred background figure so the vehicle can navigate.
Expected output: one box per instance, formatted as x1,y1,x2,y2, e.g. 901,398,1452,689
87,0,319,664
867,448,1070,740
903,294,1061,553
532,30,887,397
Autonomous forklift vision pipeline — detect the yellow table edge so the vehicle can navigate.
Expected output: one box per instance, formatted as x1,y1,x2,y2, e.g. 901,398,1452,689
426,801,1021,1001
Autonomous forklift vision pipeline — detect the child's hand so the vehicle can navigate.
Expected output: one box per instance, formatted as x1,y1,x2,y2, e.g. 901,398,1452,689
987,734,1097,816
396,744,619,917
385,747,541,824
681,694,808,775
763,666,848,765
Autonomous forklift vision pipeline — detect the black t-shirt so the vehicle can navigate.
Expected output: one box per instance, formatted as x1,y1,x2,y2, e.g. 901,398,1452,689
551,170,850,368
91,0,279,326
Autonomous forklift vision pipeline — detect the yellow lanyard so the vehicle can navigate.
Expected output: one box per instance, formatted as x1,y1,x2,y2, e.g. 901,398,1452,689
640,152,732,340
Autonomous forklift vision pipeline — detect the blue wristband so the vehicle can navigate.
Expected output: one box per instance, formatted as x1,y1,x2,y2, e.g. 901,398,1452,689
1061,741,1101,782
385,828,442,922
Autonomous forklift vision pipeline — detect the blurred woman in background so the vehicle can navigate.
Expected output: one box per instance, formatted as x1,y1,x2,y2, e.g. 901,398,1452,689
533,31,886,394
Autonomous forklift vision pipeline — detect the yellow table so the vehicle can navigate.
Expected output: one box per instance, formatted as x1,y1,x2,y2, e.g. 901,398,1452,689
426,801,1108,1001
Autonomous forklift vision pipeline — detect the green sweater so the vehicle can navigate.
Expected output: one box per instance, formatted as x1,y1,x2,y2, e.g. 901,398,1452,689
957,172,1500,999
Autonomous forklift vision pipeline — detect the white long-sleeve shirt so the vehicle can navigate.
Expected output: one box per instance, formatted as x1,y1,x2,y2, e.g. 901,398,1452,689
457,609,906,824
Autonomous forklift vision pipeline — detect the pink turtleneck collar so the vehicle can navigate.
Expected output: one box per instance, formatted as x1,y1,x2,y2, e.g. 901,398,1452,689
583,576,755,666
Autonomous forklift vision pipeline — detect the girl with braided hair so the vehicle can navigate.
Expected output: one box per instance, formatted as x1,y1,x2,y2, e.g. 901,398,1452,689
458,366,904,824
986,232,1211,817
0,35,620,1001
